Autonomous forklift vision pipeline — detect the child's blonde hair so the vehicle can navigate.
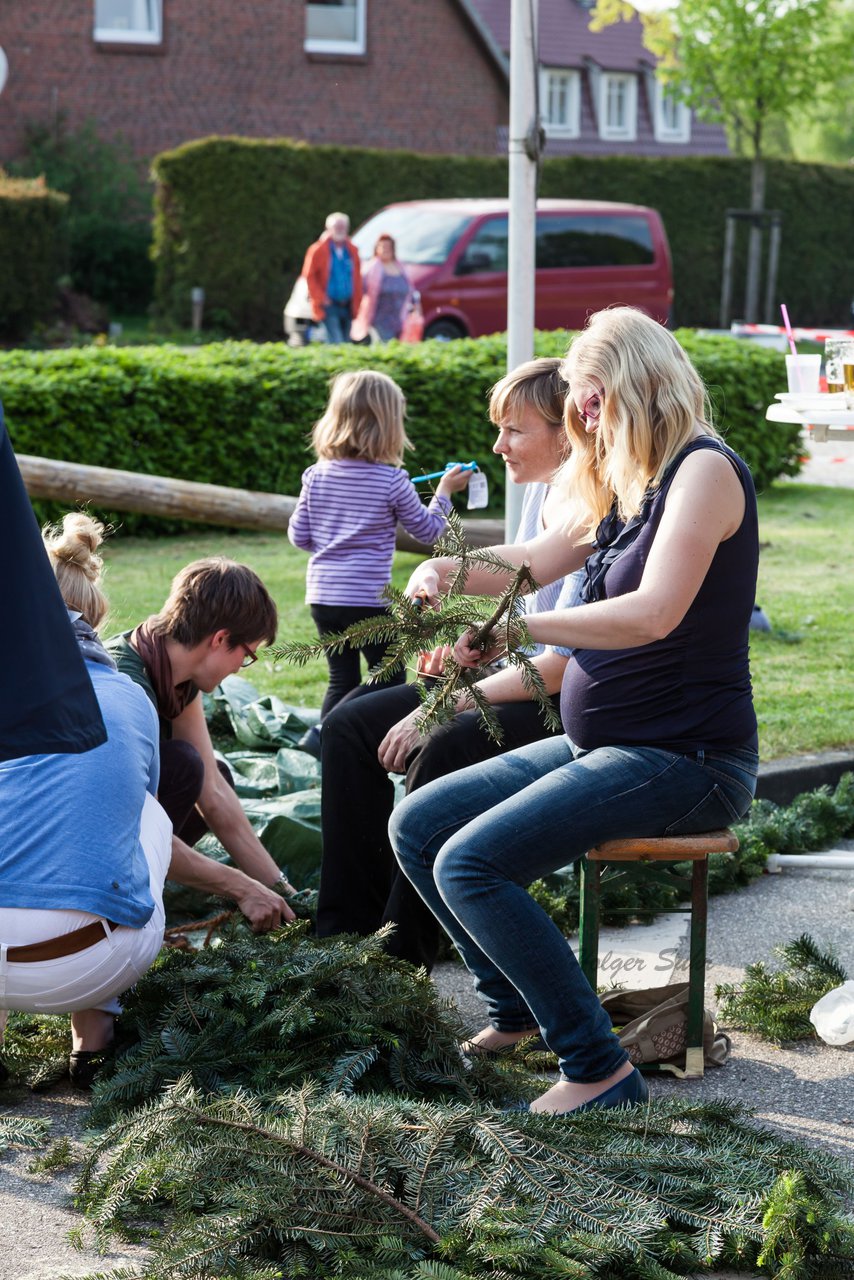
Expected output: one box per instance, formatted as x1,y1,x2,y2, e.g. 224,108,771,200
42,512,108,630
311,369,410,466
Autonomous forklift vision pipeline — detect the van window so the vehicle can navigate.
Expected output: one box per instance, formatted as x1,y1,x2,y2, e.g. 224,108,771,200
455,216,509,275
351,208,473,265
536,215,654,268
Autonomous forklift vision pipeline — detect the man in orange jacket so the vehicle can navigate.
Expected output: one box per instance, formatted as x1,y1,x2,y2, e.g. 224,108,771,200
301,212,362,344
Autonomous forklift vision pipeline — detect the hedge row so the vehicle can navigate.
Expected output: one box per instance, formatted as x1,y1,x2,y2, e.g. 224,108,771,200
0,333,799,535
0,175,68,341
151,136,854,338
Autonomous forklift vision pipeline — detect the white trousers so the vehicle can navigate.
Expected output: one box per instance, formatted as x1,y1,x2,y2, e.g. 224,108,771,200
0,793,172,1026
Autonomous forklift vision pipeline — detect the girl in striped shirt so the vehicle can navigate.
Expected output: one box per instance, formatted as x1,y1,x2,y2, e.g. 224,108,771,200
289,369,470,720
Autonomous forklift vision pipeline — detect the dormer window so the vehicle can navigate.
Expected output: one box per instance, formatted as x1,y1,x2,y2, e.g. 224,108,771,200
600,72,637,141
305,0,367,55
654,83,691,143
540,68,581,137
94,0,162,43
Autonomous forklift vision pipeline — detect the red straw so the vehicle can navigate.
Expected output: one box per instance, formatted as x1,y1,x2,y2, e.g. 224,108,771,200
780,304,798,357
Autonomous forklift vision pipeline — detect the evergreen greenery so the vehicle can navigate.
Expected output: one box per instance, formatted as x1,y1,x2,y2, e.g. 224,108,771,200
0,1113,49,1157
715,935,849,1043
75,1080,854,1279
85,925,518,1128
0,334,800,537
3,780,854,1274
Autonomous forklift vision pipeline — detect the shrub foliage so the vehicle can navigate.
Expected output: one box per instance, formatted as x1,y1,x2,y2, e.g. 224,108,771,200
151,136,854,336
0,175,68,340
0,333,800,534
9,117,154,312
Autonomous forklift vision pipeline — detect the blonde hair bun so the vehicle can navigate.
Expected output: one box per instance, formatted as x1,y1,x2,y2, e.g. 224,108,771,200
42,513,109,629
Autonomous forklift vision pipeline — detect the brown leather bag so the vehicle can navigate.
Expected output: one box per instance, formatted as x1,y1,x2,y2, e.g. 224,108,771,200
599,982,731,1074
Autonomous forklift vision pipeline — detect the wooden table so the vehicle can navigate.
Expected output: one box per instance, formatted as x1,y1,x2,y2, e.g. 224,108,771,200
766,398,854,443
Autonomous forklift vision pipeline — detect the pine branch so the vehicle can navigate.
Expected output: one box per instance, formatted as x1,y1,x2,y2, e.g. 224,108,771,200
179,1103,441,1243
272,520,553,743
715,933,848,1043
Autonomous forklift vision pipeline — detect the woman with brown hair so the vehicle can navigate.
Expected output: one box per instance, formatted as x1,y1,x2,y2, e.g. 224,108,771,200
352,234,413,342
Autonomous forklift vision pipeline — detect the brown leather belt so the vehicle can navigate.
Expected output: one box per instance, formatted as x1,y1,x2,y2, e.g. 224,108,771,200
4,919,119,963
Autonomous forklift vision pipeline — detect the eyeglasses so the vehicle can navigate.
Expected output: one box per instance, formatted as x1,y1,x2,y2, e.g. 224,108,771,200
239,643,259,669
579,391,604,426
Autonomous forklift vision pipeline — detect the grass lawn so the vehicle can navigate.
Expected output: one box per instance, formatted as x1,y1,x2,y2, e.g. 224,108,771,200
99,482,854,762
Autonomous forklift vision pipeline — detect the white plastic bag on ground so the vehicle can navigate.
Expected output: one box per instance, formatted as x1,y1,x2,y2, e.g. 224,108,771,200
809,980,854,1045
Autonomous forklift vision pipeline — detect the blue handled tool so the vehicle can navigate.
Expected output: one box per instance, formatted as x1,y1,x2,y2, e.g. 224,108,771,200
412,460,478,483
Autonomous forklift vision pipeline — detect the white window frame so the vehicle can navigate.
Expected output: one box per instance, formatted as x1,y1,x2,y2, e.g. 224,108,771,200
654,82,691,143
305,0,367,55
94,0,162,44
539,68,581,139
599,72,637,142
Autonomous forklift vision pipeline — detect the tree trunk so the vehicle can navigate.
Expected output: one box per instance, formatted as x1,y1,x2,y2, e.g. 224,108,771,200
744,156,766,324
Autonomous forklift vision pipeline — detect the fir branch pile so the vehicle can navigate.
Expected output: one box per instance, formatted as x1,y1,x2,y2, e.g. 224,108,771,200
4,921,854,1275
76,1081,854,1280
86,925,519,1126
715,935,849,1044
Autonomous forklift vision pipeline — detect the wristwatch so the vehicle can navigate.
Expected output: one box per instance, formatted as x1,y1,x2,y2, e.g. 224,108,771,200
271,870,296,897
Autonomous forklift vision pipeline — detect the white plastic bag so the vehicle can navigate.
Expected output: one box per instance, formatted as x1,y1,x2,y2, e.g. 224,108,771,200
809,980,854,1046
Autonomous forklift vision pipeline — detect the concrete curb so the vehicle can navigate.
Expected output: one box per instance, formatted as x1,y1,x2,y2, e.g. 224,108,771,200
757,749,854,806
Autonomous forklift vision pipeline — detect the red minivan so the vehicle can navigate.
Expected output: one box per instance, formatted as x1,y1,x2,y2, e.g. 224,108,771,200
349,198,673,340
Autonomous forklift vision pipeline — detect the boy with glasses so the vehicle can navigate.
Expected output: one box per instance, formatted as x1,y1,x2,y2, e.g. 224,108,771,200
106,558,295,930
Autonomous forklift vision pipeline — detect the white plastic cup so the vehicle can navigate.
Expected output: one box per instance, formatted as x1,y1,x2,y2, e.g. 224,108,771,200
785,354,821,395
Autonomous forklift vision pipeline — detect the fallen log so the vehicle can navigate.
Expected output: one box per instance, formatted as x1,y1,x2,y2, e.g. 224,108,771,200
16,453,503,552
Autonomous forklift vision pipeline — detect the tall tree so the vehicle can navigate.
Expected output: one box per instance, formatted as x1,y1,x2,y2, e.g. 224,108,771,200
592,0,847,321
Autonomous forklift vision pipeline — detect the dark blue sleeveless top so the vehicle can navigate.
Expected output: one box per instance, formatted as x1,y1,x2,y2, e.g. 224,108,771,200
560,437,758,753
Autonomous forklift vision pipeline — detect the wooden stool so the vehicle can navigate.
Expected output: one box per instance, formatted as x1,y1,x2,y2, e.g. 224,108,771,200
578,829,739,1078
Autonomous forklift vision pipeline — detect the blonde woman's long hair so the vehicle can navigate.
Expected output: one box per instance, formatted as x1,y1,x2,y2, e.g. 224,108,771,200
558,307,719,540
311,369,409,466
42,512,108,630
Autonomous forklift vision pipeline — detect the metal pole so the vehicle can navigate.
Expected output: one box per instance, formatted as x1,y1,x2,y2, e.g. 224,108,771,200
764,214,782,325
505,0,539,542
719,214,736,330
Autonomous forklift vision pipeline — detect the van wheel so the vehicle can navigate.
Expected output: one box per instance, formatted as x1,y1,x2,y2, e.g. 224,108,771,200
424,318,466,342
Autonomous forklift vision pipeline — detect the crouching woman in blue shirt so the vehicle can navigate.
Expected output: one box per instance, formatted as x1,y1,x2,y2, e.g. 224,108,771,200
0,513,286,1087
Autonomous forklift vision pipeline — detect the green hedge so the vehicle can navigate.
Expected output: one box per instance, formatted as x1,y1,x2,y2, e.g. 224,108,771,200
0,176,68,340
151,136,854,338
0,333,799,534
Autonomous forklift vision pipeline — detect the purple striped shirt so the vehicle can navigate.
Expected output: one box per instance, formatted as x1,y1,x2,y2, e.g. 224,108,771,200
288,458,451,606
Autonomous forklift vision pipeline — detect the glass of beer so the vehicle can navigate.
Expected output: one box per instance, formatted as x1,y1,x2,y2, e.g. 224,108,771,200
844,341,854,404
824,339,848,395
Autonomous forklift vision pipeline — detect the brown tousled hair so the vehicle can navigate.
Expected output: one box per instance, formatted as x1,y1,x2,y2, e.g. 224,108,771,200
150,558,278,648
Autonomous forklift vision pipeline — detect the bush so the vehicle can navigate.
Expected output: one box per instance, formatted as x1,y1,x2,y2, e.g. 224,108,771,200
151,136,854,338
0,174,68,341
0,333,799,534
9,117,154,313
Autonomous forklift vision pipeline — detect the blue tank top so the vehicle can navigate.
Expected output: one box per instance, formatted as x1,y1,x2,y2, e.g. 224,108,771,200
560,437,758,753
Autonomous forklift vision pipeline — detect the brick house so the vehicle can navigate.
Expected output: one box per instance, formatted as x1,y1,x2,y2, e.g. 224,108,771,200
0,0,509,163
0,1,727,166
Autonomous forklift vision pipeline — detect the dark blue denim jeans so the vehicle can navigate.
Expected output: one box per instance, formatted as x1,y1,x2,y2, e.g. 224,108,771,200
390,734,758,1083
323,301,352,344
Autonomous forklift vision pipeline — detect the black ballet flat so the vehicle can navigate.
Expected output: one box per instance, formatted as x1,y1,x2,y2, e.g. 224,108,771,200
68,1048,109,1091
